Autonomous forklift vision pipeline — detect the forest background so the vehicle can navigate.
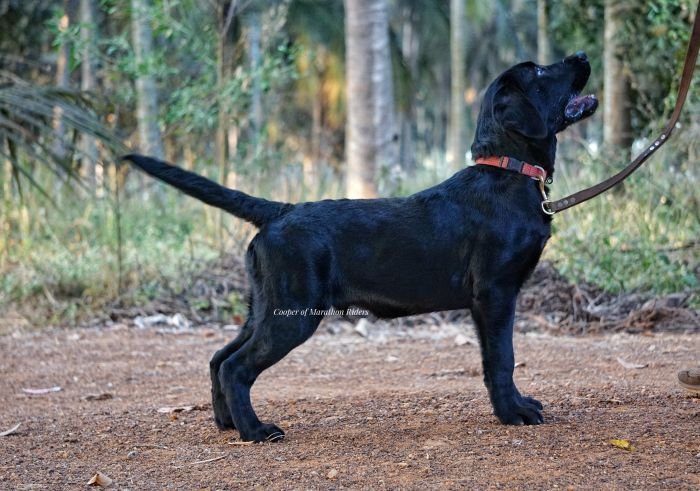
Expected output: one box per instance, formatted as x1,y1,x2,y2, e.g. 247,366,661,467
0,0,698,325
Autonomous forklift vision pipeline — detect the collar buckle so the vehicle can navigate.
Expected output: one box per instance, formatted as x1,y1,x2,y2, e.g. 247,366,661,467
536,175,555,216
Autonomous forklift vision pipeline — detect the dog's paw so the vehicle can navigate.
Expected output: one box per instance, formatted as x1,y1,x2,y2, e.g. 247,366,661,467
214,413,236,430
212,395,236,430
240,423,286,443
494,395,544,425
520,394,543,410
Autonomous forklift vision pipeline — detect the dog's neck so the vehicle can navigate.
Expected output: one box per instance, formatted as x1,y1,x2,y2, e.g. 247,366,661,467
474,156,548,181
471,134,557,178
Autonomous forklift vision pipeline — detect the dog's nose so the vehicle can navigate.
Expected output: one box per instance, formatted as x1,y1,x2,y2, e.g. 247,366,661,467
564,51,588,64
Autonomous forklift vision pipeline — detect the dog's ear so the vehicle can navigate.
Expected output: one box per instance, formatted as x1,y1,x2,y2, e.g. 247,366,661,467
492,84,548,139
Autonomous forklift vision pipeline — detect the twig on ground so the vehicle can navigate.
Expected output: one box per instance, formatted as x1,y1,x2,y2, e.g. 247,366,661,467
189,454,228,465
0,423,21,436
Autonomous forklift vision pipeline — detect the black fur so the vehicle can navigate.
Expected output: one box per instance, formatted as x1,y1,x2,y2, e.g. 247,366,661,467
122,155,291,227
124,52,597,443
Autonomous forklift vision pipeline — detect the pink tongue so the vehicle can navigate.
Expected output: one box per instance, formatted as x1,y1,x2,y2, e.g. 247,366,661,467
565,94,595,119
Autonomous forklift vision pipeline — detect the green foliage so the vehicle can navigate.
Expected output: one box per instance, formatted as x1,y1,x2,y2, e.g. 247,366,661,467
0,74,124,198
546,0,700,299
0,185,219,324
550,0,699,132
2,0,699,327
548,141,700,297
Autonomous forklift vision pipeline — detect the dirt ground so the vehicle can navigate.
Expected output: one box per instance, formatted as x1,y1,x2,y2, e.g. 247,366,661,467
0,319,699,490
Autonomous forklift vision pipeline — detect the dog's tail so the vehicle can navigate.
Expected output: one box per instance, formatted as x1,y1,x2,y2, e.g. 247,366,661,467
122,154,290,228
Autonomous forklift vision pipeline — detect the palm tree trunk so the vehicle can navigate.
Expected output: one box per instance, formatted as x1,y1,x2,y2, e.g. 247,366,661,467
399,4,417,175
247,10,263,137
217,0,237,247
52,0,78,163
305,61,322,192
344,0,397,198
448,0,466,171
80,0,99,195
603,0,633,159
131,0,165,161
537,0,551,64
303,45,328,193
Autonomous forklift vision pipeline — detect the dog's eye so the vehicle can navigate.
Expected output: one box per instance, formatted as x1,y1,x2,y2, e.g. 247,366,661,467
535,67,545,77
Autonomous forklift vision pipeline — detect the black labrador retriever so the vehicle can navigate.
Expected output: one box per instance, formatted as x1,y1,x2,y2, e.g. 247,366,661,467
124,51,597,443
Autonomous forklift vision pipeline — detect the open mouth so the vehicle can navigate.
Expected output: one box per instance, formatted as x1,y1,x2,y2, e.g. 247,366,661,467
564,94,598,122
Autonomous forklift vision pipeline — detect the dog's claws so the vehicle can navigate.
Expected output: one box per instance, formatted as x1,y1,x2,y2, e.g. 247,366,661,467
266,431,285,442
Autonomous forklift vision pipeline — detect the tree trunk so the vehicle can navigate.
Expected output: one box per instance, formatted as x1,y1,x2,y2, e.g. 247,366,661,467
247,10,263,136
52,0,78,162
80,0,99,195
399,4,417,175
131,0,165,160
344,0,397,199
537,0,551,64
303,45,328,193
304,56,322,192
1,154,11,259
217,0,238,247
448,0,466,171
603,0,632,159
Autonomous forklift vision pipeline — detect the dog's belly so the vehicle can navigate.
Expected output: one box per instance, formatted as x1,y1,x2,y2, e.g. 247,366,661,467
342,297,469,319
333,254,472,318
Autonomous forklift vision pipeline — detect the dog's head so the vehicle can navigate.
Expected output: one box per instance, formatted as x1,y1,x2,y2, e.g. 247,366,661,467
471,52,598,174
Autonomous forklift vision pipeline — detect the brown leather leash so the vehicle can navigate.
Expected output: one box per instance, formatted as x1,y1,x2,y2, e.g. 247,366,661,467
543,1,700,215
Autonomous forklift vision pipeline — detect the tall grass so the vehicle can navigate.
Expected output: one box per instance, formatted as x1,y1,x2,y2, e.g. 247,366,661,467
1,139,698,326
0,175,221,324
0,156,345,325
548,138,699,297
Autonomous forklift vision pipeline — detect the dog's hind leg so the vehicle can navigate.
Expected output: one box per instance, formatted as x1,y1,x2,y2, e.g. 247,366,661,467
218,312,322,442
471,285,544,425
209,320,254,429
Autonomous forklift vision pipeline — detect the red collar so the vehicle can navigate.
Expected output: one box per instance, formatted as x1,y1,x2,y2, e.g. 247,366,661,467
474,156,548,181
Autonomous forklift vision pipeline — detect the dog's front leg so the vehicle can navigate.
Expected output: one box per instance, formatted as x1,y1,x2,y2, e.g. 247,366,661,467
471,287,543,425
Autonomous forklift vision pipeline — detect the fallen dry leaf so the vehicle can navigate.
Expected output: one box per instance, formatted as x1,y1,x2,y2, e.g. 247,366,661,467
422,438,449,450
157,404,206,414
22,386,62,395
87,471,113,487
454,334,475,346
134,313,190,329
609,439,634,451
616,357,648,370
354,319,370,337
83,393,113,401
0,423,21,437
429,368,467,378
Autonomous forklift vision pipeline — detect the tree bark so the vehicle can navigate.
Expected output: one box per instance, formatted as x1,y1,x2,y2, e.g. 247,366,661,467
80,0,99,195
448,0,466,171
303,46,324,192
52,0,78,161
603,0,633,159
537,0,551,64
398,4,417,174
131,0,165,160
247,9,263,136
217,0,237,247
344,0,397,199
